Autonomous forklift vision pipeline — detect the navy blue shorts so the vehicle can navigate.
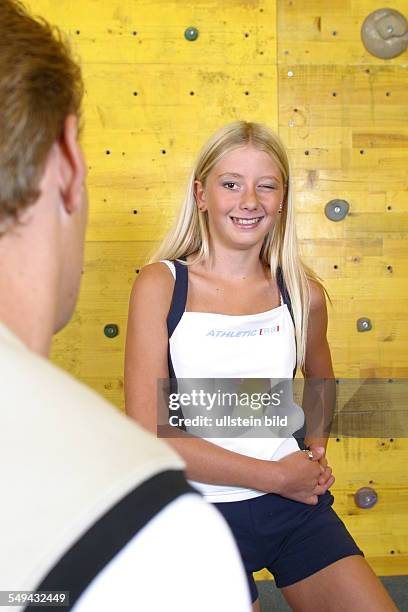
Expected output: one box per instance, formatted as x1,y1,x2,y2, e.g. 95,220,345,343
214,490,364,603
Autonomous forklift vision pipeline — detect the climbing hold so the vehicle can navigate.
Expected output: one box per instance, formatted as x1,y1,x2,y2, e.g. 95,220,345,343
354,487,378,509
361,9,408,59
357,317,372,332
104,324,119,338
325,199,349,221
184,27,199,41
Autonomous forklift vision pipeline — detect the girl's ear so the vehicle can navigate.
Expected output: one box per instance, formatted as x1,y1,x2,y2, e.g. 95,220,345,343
194,180,207,212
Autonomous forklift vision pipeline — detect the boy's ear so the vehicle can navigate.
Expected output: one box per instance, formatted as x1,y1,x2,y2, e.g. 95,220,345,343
59,114,85,214
194,179,207,212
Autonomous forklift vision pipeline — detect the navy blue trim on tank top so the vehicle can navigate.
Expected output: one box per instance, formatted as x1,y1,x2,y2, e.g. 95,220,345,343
166,260,298,379
166,259,188,430
167,259,188,342
276,267,297,379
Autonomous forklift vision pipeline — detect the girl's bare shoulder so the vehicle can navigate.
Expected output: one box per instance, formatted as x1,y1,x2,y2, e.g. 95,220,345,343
307,277,327,315
129,262,175,314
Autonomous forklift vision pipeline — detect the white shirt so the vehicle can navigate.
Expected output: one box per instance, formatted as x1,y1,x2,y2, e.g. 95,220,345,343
74,493,251,611
162,260,305,502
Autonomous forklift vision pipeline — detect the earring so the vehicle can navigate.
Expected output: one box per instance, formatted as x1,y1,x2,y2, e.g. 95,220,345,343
278,203,283,214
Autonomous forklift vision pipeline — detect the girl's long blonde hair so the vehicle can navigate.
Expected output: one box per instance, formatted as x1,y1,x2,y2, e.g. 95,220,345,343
149,121,328,372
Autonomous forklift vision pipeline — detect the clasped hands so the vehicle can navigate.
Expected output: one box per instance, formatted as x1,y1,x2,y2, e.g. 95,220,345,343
308,445,335,493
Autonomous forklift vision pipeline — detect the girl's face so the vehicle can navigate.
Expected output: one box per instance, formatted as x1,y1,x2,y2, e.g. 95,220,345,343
195,145,285,251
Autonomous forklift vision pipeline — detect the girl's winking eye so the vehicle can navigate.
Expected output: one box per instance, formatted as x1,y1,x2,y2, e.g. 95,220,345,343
259,183,276,190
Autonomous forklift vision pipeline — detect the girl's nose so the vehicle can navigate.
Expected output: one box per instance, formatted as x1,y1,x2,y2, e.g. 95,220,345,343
239,187,258,211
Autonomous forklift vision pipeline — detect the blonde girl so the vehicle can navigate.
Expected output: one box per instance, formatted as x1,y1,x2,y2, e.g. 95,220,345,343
125,121,396,612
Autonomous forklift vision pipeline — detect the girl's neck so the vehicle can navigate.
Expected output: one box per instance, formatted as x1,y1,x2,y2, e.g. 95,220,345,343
191,244,267,280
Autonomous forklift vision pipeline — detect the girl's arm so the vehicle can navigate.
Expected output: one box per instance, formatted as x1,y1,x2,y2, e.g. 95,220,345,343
301,279,336,485
125,264,327,504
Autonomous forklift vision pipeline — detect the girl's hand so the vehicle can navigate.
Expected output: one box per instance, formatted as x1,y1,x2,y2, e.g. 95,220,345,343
308,445,335,492
272,448,327,505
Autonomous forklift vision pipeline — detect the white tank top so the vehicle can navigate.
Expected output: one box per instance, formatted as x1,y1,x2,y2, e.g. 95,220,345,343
162,259,305,503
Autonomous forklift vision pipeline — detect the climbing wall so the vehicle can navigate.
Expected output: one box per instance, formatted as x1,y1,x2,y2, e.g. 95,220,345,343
26,0,408,578
269,0,408,579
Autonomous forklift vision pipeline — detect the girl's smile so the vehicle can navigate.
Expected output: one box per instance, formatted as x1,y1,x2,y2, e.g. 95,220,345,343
230,215,265,229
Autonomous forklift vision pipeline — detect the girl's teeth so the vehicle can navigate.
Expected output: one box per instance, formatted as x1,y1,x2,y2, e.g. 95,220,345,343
233,217,261,225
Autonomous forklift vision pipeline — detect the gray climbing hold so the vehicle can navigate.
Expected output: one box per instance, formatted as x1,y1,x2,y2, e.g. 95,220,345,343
361,9,408,59
184,27,199,41
354,487,378,509
104,324,119,338
357,318,372,332
325,199,349,221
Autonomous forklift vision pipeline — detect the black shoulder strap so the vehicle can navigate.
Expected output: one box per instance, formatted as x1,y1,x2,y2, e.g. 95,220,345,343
276,265,297,378
276,265,294,324
166,260,188,430
27,470,196,612
167,259,188,340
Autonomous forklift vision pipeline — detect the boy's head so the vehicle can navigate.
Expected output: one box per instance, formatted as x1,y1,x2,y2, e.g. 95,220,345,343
0,0,84,234
0,0,88,334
